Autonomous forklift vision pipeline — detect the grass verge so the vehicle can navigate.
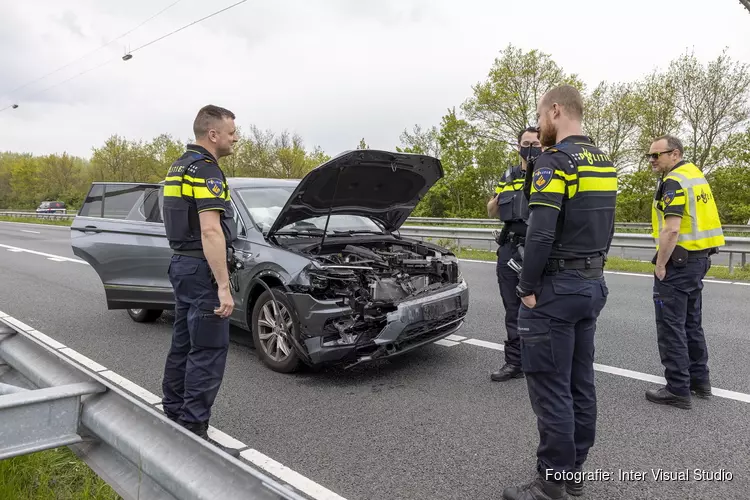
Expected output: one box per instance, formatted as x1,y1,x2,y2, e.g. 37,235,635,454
0,447,120,499
454,248,750,282
0,216,73,226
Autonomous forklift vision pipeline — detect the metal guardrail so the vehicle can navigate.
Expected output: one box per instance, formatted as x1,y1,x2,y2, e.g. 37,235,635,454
1,211,748,271
399,225,750,274
404,216,750,233
0,314,310,500
0,211,75,220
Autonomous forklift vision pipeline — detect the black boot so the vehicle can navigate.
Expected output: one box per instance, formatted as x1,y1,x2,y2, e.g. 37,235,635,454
180,420,242,458
502,473,568,500
645,387,692,409
491,363,524,382
565,471,583,497
690,380,712,399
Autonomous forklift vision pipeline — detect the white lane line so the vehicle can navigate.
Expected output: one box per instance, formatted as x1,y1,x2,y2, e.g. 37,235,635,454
0,243,87,264
455,336,750,405
462,338,504,351
445,334,467,342
20,229,41,234
47,257,67,262
434,339,459,347
207,427,248,450
99,370,163,405
241,449,349,500
59,347,108,372
458,259,750,286
27,329,67,350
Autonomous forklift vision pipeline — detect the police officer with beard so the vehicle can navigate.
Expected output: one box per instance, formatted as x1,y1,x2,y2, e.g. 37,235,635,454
502,85,617,500
487,126,542,382
160,104,241,457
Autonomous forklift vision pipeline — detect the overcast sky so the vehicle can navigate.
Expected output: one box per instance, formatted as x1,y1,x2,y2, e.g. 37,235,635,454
1,0,749,160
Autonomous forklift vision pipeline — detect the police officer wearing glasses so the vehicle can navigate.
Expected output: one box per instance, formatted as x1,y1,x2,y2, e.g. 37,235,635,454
160,104,241,457
501,85,617,500
645,135,724,410
487,126,541,382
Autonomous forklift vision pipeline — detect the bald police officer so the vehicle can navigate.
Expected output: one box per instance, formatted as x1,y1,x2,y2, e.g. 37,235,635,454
645,134,725,409
487,126,541,382
160,104,240,457
501,85,617,500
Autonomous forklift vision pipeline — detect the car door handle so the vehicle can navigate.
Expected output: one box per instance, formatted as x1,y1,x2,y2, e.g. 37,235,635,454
82,225,101,233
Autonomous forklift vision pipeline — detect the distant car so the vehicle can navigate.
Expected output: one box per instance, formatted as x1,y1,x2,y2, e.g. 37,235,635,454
70,149,470,373
36,201,67,213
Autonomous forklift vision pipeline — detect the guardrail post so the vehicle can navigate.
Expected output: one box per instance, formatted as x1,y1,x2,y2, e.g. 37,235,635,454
742,252,747,269
729,252,734,275
456,238,462,253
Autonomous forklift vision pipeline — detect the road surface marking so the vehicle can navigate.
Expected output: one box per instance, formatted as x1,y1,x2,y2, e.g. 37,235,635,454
458,259,750,286
462,338,504,351
0,243,87,264
241,449,349,500
20,229,41,234
445,334,467,342
434,339,459,347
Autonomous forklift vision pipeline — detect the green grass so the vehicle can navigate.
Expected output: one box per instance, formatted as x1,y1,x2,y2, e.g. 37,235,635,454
0,447,120,500
0,216,73,226
454,248,750,281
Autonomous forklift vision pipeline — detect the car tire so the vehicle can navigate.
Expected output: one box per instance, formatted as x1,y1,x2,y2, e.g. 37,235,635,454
251,289,301,374
127,308,163,323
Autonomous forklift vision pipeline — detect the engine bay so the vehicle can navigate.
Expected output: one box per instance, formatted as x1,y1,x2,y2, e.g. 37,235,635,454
294,240,459,340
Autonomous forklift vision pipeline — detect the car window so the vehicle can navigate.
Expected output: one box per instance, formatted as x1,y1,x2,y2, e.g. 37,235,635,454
126,187,163,223
103,185,155,220
235,186,382,233
79,185,104,217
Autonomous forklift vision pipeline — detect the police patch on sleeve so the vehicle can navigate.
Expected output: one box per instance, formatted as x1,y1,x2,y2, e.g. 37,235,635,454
532,167,554,192
663,190,675,206
206,178,224,197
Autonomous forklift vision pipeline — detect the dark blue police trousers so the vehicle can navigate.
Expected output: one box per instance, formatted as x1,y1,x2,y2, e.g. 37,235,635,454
161,254,230,424
496,241,522,366
652,257,711,397
517,269,608,476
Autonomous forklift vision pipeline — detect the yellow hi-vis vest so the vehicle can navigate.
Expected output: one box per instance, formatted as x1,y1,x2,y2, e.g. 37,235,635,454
651,162,725,251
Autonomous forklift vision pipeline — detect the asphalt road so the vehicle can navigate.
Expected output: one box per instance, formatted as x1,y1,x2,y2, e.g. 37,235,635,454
1,219,749,500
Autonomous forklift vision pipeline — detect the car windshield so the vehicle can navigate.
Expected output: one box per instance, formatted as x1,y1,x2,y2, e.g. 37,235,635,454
235,186,384,234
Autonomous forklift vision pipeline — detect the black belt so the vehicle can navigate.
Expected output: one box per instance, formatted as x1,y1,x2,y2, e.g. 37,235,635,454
688,249,711,258
173,249,206,259
545,256,605,273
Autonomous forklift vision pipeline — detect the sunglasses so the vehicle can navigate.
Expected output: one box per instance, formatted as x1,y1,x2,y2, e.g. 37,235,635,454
644,149,675,161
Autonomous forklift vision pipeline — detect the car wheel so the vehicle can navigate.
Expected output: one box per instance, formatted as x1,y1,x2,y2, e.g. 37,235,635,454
251,289,301,373
127,308,163,323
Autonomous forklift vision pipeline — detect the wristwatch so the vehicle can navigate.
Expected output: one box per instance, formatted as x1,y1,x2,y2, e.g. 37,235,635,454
515,285,533,299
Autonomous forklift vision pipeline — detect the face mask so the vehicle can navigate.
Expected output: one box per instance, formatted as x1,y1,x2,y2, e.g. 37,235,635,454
519,146,542,162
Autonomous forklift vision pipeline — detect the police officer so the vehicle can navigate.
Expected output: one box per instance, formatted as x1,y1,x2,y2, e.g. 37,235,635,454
160,104,240,457
501,85,617,500
645,135,724,410
487,126,541,382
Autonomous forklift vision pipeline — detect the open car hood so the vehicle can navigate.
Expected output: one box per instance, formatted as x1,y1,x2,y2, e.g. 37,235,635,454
266,149,443,237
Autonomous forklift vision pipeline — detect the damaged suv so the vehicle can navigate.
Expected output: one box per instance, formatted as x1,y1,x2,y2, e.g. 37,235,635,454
71,149,469,373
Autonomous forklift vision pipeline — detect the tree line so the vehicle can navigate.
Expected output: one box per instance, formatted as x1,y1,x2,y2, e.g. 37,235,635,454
1,44,749,224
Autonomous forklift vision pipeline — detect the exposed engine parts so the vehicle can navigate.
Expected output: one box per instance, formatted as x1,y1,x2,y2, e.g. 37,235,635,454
303,242,459,330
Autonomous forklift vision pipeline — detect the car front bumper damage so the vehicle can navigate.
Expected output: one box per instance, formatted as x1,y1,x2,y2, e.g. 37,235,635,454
286,279,469,368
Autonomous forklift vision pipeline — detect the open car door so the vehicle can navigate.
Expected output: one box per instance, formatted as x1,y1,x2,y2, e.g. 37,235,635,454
71,182,174,316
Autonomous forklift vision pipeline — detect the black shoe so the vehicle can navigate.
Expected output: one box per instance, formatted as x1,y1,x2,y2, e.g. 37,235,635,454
645,387,692,409
491,363,525,382
690,380,712,399
565,475,583,497
502,473,568,500
179,420,242,458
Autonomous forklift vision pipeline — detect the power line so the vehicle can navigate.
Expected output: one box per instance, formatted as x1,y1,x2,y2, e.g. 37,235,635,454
1,0,250,113
1,0,184,98
129,0,248,54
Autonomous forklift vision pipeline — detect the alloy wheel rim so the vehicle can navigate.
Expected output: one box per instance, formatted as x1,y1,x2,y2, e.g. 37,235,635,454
257,300,294,362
